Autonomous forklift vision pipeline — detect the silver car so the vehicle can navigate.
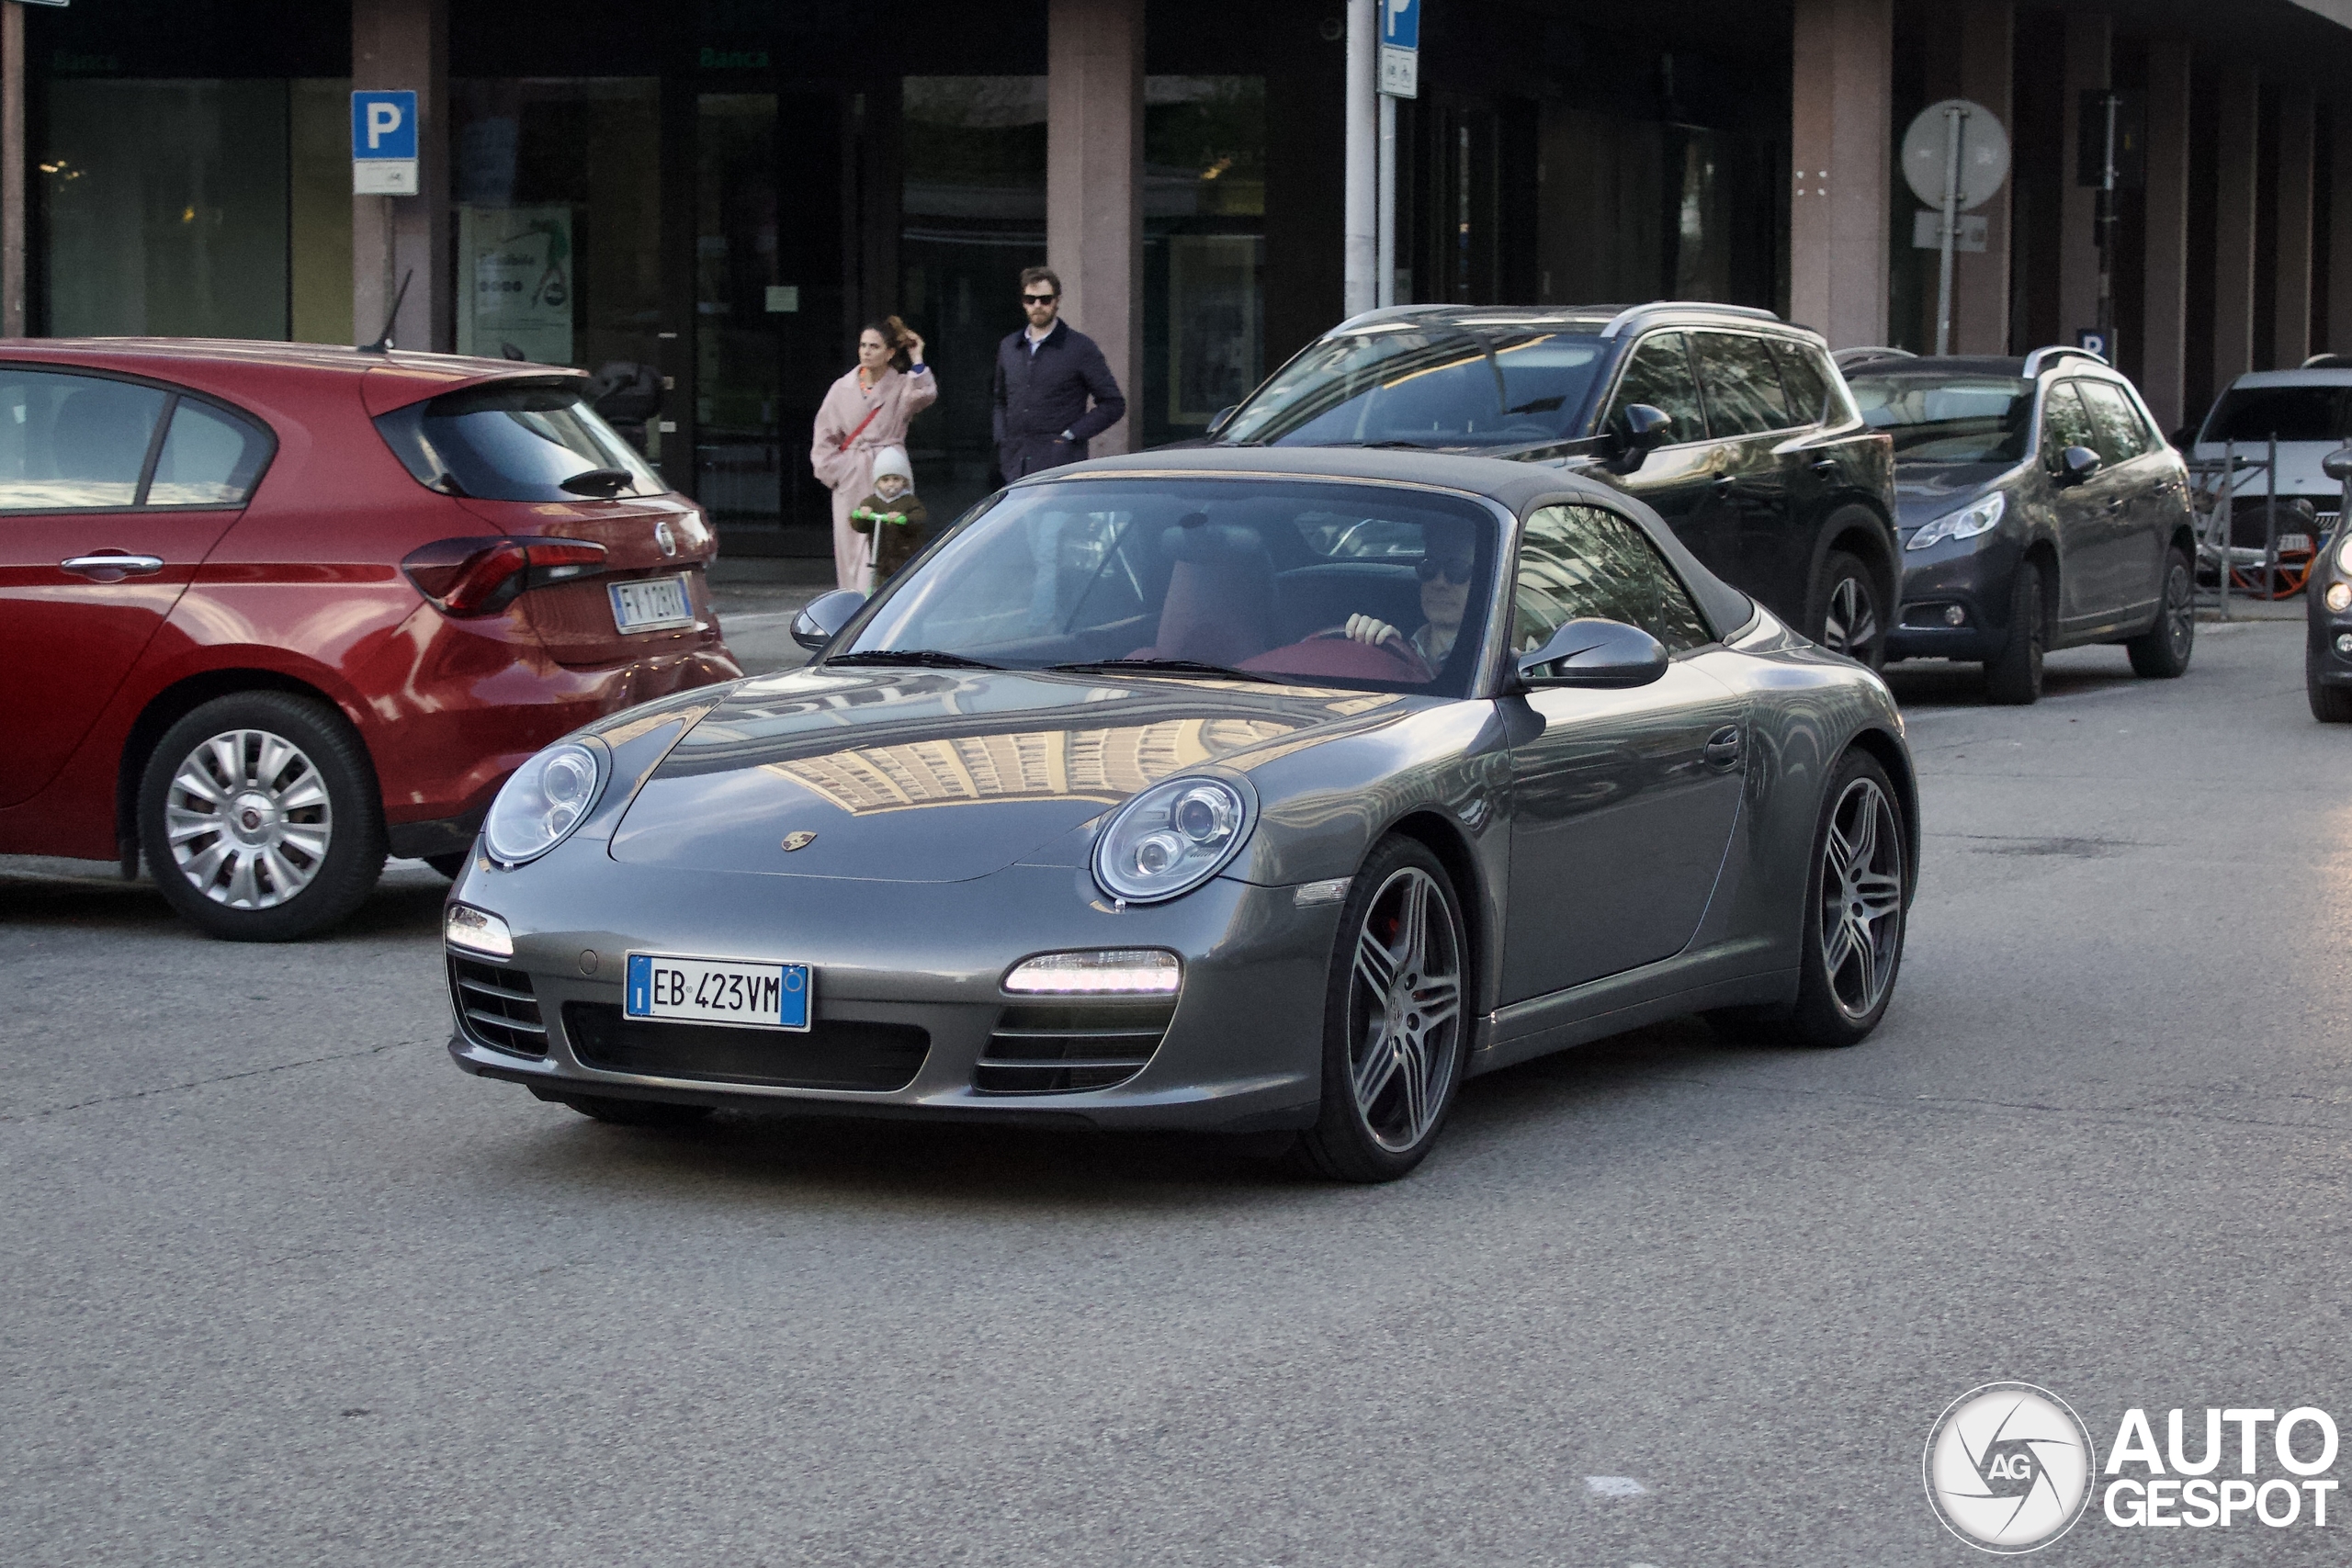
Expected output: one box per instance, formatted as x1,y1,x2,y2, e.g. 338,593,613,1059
444,449,1917,1180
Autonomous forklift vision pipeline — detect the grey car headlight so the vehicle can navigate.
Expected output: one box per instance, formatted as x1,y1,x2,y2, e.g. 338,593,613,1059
483,739,608,866
1907,490,2006,550
1093,775,1254,904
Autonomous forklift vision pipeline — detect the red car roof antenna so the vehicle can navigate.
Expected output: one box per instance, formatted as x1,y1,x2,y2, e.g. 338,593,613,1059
360,269,413,355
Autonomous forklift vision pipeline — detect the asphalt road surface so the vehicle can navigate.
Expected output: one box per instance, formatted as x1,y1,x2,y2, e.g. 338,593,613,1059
6,617,2346,1566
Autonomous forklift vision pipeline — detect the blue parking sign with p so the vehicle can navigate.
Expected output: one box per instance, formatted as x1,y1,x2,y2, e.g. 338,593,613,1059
351,91,418,161
1383,0,1419,50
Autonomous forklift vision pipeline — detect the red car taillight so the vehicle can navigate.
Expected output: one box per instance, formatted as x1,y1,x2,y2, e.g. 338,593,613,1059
401,536,608,615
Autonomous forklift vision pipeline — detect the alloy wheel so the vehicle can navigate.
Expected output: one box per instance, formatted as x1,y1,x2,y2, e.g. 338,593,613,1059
1346,865,1464,1153
1818,776,1904,1021
1822,573,1880,658
164,728,334,910
2161,559,2193,658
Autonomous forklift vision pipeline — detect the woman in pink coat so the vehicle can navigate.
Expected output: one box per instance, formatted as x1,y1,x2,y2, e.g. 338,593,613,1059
811,318,936,590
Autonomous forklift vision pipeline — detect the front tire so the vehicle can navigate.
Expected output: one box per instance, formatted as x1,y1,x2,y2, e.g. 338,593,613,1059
2125,547,2196,678
139,692,387,942
2307,644,2352,722
1296,836,1468,1183
1810,547,1887,670
1983,559,2045,705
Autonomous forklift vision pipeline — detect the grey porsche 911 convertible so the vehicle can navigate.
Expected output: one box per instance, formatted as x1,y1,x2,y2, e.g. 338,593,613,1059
444,448,1916,1181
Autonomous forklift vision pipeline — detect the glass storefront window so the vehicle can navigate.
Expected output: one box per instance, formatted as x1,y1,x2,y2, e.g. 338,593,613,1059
695,92,782,532
1143,76,1265,447
451,79,665,463
43,80,291,339
900,76,1046,522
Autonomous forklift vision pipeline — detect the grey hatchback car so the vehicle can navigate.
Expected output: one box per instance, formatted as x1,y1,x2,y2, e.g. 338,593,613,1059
1843,348,2197,703
445,449,1916,1180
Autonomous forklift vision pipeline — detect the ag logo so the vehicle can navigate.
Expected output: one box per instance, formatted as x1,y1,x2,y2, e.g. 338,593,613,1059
1924,1382,2096,1552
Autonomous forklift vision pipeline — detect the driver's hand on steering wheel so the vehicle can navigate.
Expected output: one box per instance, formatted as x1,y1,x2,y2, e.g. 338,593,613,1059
1345,613,1407,650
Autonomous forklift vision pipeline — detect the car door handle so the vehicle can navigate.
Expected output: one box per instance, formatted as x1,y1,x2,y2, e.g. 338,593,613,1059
1810,457,1838,475
61,554,166,580
1704,725,1743,770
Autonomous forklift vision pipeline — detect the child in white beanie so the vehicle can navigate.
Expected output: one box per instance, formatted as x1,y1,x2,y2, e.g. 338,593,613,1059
847,446,929,586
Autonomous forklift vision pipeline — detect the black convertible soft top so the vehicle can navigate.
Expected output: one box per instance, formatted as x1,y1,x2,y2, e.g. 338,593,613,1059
1046,445,1758,644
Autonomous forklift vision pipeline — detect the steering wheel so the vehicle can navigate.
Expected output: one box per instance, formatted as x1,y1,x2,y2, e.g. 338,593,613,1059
1302,625,1435,682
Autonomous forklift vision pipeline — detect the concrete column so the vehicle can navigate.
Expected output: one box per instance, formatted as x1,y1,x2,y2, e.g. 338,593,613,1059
2140,41,2193,433
2274,84,2315,368
1,4,22,336
1953,1,2013,355
1790,0,1893,348
2331,107,2352,355
2057,13,2110,343
353,0,450,352
2213,64,2260,393
1046,0,1141,455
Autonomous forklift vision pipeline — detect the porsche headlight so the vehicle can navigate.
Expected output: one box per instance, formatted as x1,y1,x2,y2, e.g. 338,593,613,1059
1093,775,1254,904
2335,531,2352,577
1907,490,2007,550
483,740,607,865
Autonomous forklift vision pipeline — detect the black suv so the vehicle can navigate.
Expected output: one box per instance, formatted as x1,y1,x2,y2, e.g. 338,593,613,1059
1208,302,1900,665
1839,348,2197,704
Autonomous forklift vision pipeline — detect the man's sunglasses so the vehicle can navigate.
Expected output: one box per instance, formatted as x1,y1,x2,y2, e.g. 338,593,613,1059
1022,292,1059,305
1416,556,1474,585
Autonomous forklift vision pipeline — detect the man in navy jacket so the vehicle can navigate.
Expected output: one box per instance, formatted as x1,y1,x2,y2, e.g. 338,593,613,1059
992,265,1127,483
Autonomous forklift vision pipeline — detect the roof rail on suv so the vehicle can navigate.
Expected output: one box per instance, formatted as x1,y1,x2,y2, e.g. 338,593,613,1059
1600,301,1781,338
2021,344,2109,378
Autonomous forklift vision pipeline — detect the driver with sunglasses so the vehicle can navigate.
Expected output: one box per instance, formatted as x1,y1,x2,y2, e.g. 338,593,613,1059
1344,536,1476,671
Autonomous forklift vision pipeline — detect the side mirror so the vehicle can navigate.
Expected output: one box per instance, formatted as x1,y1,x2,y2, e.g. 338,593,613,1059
1205,404,1239,436
2323,447,2352,482
1605,403,1672,474
790,588,866,651
2055,445,2103,486
1513,617,1669,691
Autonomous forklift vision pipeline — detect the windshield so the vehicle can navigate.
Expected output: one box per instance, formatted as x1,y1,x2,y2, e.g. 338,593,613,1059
840,479,1501,697
1849,372,2035,463
374,380,665,502
2199,384,2352,445
1216,324,1608,448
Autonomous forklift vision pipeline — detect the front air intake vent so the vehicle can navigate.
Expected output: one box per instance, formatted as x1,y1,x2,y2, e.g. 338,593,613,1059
562,1004,928,1091
973,999,1177,1094
449,957,547,1056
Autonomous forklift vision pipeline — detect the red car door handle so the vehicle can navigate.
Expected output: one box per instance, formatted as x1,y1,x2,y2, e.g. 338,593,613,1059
61,554,165,580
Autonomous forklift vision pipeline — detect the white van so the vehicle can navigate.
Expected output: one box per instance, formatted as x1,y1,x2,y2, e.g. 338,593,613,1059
2189,360,2352,551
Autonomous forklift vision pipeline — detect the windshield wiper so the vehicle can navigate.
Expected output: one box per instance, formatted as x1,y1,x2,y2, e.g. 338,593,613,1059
824,649,1003,671
1047,658,1283,683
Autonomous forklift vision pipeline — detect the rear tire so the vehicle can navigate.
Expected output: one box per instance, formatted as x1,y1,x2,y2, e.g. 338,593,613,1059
139,692,387,942
1809,547,1887,670
562,1095,715,1128
1718,750,1907,1048
2125,547,2195,678
2307,645,2352,722
1295,836,1468,1183
1983,560,2045,705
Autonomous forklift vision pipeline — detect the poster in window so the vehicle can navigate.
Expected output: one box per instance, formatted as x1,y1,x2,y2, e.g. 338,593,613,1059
457,205,574,367
1167,234,1261,427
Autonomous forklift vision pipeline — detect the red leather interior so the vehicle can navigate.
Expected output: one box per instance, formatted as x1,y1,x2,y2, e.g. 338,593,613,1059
1239,636,1429,683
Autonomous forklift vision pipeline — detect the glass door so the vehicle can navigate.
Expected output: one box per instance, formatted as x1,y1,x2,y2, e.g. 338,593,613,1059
695,89,847,556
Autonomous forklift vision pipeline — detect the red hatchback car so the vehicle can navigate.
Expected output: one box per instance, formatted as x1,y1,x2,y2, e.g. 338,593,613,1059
0,340,741,940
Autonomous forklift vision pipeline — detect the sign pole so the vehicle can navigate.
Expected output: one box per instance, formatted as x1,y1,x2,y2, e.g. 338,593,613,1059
2097,89,2118,355
1935,103,1965,357
1376,95,1396,308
